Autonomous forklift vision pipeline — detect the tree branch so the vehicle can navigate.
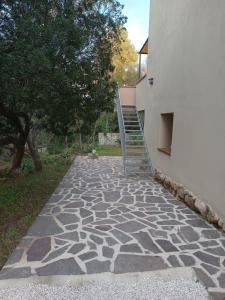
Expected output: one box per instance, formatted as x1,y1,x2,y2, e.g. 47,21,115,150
0,136,17,147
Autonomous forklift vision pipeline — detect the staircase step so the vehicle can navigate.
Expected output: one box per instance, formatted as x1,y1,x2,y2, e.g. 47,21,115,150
125,156,148,159
126,135,143,137
126,139,144,142
123,115,137,117
124,121,139,123
126,145,145,148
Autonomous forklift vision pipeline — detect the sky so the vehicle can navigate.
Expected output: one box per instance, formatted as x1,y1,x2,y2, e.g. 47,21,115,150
119,0,150,51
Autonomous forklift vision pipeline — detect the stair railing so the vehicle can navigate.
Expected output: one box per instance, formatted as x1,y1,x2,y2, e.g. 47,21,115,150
135,107,154,176
115,87,126,175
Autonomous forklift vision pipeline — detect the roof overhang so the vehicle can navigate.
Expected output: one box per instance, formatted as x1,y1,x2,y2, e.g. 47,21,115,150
138,38,149,54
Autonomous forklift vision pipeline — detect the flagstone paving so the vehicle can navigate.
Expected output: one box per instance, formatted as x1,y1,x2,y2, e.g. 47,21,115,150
0,156,225,298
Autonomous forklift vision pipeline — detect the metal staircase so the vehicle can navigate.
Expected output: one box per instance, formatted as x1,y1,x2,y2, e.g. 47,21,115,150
115,89,154,177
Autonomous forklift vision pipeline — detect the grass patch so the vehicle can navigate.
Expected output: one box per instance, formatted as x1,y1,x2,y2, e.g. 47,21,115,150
0,153,72,270
95,145,121,156
0,143,120,269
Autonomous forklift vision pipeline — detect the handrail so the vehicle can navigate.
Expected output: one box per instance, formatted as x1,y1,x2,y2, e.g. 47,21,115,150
115,87,126,175
135,107,154,176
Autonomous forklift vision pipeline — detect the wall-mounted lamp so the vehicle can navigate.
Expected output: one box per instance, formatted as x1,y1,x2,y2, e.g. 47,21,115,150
148,77,154,85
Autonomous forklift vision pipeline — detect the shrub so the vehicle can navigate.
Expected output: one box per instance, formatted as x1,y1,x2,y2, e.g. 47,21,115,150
21,159,35,174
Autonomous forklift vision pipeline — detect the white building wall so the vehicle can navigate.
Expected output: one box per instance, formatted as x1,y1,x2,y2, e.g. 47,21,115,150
136,0,225,222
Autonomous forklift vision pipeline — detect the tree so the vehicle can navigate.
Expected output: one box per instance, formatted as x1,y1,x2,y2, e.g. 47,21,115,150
0,0,126,173
112,28,138,86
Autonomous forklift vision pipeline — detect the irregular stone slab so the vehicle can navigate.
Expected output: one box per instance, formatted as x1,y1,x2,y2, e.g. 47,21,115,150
145,196,166,203
80,208,92,218
80,232,87,239
92,202,111,211
179,254,195,266
88,241,97,250
114,254,168,273
221,239,225,247
109,209,121,216
132,211,146,218
201,263,219,275
160,207,174,213
136,203,157,208
200,240,219,247
123,213,135,220
71,188,83,194
55,239,68,246
132,232,161,253
205,247,225,256
43,245,69,263
18,238,33,248
111,229,132,243
48,195,62,203
65,201,84,208
95,225,112,232
103,191,120,202
157,220,183,226
120,243,142,253
186,219,211,228
194,251,220,267
90,235,104,245
82,216,94,225
112,215,127,223
52,207,61,214
156,239,178,252
105,237,118,246
179,244,199,250
119,196,134,205
167,255,181,267
65,224,78,230
56,231,79,242
86,259,110,274
102,246,114,258
57,213,79,225
202,229,221,239
27,237,51,261
68,243,86,255
178,226,199,242
115,220,145,233
0,267,31,279
117,206,131,213
209,292,225,300
92,219,117,225
36,258,84,276
83,227,109,236
96,211,108,218
79,251,97,261
193,267,216,288
217,273,225,288
27,216,63,236
149,229,167,239
5,249,23,265
81,195,96,202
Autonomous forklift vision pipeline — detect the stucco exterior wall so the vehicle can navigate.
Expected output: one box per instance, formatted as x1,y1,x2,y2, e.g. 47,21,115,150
119,87,136,106
136,0,225,222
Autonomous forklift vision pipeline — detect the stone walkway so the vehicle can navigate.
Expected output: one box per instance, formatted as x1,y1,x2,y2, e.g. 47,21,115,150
0,156,225,299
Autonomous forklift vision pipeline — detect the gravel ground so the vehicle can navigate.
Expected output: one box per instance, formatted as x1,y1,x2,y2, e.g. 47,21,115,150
0,274,209,300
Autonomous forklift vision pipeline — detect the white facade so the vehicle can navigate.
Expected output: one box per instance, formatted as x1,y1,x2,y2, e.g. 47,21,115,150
136,0,225,223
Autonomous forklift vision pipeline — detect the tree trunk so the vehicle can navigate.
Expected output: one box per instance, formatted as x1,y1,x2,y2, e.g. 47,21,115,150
11,145,25,175
27,135,42,172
